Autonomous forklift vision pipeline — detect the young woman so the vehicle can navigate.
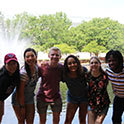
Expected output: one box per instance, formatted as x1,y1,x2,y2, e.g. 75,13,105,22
105,50,124,124
12,48,39,124
63,55,88,124
87,56,110,124
0,53,20,123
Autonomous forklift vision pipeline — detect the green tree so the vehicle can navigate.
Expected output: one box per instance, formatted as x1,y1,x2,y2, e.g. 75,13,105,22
54,43,76,54
66,27,86,51
82,41,106,56
1,12,124,54
22,12,72,51
76,18,124,54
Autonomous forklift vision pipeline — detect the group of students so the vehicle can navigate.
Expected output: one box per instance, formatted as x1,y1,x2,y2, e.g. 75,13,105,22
0,47,124,124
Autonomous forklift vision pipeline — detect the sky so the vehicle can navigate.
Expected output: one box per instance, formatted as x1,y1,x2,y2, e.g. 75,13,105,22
0,0,124,24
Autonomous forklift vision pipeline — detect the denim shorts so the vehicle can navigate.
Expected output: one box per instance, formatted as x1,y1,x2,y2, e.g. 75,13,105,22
11,92,34,105
37,99,62,114
67,92,88,104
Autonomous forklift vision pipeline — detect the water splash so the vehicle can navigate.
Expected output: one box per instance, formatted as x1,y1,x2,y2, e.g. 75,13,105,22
0,19,30,66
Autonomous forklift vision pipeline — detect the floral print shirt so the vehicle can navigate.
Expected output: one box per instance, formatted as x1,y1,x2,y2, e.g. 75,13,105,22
87,73,110,115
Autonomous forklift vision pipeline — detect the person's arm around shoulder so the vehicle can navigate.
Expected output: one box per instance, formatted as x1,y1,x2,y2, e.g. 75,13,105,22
103,72,109,86
82,66,88,72
38,65,42,77
38,61,47,77
60,64,65,83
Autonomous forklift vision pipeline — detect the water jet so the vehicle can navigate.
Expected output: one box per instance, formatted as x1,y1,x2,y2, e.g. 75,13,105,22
0,19,30,66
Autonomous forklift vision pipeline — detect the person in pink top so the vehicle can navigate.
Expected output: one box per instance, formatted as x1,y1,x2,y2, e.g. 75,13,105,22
36,47,63,124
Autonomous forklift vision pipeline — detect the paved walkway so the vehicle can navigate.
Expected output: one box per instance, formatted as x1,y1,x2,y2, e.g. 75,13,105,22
2,96,124,124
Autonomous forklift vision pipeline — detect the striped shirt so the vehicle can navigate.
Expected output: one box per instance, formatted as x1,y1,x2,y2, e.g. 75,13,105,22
106,67,124,98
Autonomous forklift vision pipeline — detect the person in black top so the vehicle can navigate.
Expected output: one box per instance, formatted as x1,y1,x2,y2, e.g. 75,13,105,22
63,55,88,124
0,53,20,123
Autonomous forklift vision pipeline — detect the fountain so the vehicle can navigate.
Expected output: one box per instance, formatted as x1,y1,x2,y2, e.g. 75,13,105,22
0,18,30,67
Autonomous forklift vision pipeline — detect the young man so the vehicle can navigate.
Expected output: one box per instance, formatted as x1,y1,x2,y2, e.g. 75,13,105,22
105,50,124,124
36,47,63,124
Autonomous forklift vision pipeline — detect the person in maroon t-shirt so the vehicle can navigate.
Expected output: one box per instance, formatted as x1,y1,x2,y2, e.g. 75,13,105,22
36,47,63,124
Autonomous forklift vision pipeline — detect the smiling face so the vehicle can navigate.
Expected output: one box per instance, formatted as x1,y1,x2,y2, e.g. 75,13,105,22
48,50,61,65
6,61,18,74
67,57,78,72
24,51,37,66
90,57,101,73
107,55,119,72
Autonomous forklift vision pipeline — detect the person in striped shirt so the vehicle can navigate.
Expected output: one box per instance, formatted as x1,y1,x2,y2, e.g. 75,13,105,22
105,50,124,124
12,48,39,124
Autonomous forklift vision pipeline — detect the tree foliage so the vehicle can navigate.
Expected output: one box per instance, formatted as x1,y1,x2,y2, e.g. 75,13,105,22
54,43,76,54
82,41,106,56
76,18,124,54
22,12,72,51
1,12,124,55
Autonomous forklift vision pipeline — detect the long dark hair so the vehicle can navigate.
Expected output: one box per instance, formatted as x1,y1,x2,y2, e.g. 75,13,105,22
64,55,85,78
105,49,123,71
24,48,37,80
12,62,20,86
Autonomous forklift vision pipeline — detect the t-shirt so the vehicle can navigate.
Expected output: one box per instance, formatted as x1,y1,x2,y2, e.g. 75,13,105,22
62,67,88,98
106,67,124,98
0,66,18,101
37,63,63,102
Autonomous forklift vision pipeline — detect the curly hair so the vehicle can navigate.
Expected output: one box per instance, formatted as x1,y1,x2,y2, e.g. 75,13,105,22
105,49,123,71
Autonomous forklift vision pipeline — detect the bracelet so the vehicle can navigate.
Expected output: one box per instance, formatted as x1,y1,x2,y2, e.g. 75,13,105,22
19,104,25,108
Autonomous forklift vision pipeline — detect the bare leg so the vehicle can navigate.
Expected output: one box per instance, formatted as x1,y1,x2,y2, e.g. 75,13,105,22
64,103,78,124
39,113,47,124
53,112,61,124
88,110,95,124
0,101,4,124
25,104,35,124
79,103,88,124
12,105,25,124
95,114,106,124
0,115,2,124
